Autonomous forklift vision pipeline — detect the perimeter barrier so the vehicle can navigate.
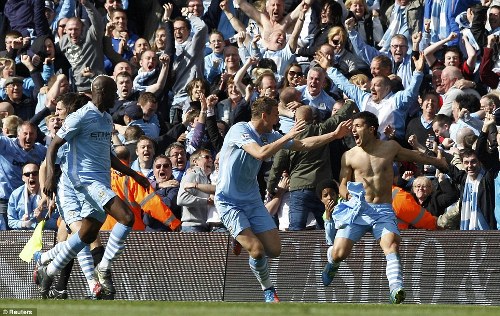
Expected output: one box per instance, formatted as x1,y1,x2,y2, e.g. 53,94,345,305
1,230,499,304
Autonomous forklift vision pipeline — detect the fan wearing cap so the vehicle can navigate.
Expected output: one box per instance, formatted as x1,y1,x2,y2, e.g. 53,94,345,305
2,76,37,121
44,1,56,26
44,0,76,37
6,162,58,231
113,103,143,141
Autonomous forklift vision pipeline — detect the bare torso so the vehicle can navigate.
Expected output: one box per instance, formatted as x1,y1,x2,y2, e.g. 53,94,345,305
258,14,293,45
344,140,400,204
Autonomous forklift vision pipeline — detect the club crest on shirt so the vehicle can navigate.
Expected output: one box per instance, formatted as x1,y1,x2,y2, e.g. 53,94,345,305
319,103,327,110
241,133,251,141
261,136,268,144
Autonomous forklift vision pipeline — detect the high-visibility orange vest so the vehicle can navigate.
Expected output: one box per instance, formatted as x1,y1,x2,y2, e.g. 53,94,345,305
391,186,437,230
101,171,181,231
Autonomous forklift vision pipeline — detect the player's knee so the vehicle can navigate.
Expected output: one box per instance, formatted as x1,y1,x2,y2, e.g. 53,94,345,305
332,245,349,261
120,209,135,227
247,242,266,259
80,227,100,244
266,246,281,258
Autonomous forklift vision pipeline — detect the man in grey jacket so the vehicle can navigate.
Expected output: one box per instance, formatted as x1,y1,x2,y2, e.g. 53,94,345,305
169,15,208,124
59,0,105,92
177,148,215,232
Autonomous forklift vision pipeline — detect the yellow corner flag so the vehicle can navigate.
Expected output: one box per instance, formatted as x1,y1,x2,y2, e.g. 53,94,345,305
19,220,46,263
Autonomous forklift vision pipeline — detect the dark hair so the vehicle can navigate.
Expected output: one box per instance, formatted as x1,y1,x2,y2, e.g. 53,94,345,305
443,45,463,62
257,58,278,73
459,148,477,160
316,178,339,199
173,17,191,32
110,8,127,18
352,111,379,137
186,78,209,98
432,113,453,127
420,89,440,100
282,62,302,88
138,91,157,105
251,97,278,119
455,94,480,112
320,0,344,27
55,92,89,114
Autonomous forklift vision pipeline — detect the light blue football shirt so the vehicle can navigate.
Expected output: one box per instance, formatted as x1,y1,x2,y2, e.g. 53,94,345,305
215,122,292,204
0,137,46,199
56,101,113,186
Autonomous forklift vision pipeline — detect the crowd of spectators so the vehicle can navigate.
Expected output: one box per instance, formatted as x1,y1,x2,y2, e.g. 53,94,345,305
1,0,500,233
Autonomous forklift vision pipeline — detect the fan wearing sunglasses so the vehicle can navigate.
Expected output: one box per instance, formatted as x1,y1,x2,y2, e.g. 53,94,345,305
6,163,58,230
326,26,370,76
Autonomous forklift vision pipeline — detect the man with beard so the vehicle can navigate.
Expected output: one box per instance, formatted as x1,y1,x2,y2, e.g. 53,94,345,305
321,111,448,303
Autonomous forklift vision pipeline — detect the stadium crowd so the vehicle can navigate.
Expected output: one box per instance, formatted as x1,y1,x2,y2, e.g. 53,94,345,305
1,0,500,237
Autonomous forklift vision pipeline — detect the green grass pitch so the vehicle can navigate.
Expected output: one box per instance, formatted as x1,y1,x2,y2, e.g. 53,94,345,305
1,300,500,316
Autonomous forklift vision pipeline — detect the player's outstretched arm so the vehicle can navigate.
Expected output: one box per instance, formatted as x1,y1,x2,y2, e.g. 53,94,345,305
110,153,150,189
291,119,352,151
242,120,306,160
395,142,448,172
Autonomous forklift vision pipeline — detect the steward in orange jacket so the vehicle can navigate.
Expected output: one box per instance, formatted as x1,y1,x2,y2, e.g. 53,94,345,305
391,186,437,230
101,170,181,231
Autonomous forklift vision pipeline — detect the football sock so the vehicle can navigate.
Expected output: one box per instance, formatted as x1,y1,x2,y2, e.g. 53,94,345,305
98,222,131,270
76,246,95,282
41,242,65,264
386,252,403,291
249,256,273,290
47,232,87,277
